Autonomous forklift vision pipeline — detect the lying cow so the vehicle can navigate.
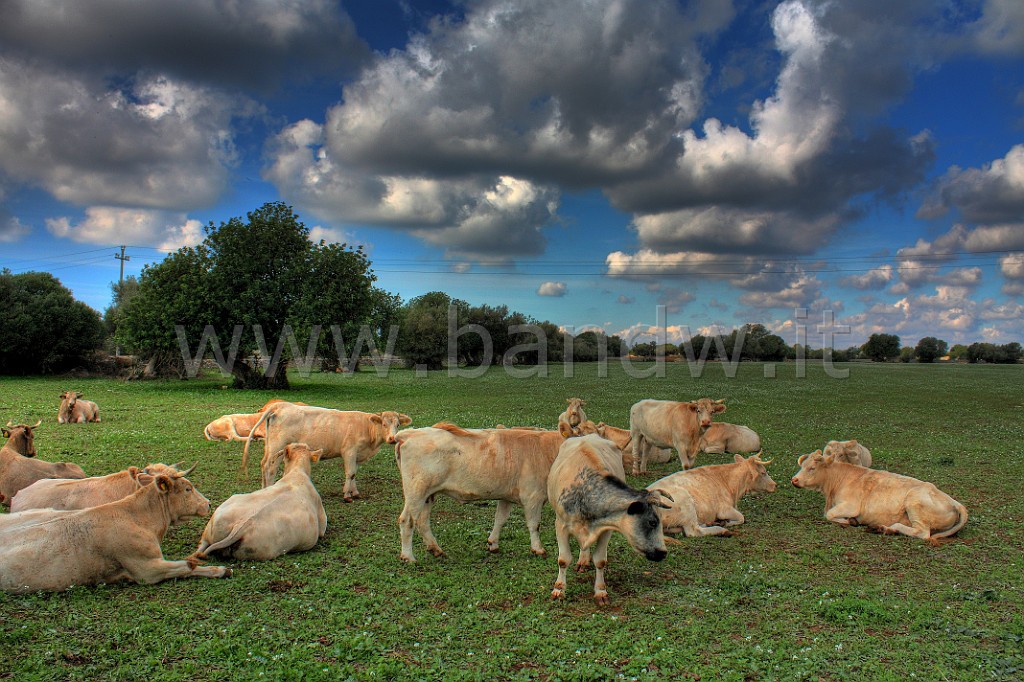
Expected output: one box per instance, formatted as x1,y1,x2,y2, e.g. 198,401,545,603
243,403,411,501
10,463,181,512
791,450,968,541
558,398,587,434
548,434,670,605
629,398,726,474
204,413,265,442
0,467,230,592
822,439,872,467
193,444,327,561
699,423,762,455
648,454,776,537
58,391,100,423
395,423,572,562
1,422,86,506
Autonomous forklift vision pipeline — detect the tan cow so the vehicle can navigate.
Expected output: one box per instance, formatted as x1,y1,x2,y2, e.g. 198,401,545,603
791,450,968,541
576,420,672,473
0,468,231,592
699,423,762,455
558,398,587,433
629,398,727,474
57,391,100,423
204,413,265,442
193,444,327,561
822,439,872,467
10,463,180,512
548,434,671,605
243,403,411,501
1,422,86,506
648,454,776,537
394,423,574,562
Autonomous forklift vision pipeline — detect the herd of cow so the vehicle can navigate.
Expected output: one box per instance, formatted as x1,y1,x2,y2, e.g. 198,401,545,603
0,392,968,603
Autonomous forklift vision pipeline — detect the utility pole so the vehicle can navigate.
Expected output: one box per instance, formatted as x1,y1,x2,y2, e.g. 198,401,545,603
114,245,130,356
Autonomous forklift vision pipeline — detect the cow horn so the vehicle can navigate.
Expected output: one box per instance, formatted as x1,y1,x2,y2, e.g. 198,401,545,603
5,420,12,428
797,453,809,465
177,463,198,477
714,399,726,404
753,452,773,466
30,420,42,429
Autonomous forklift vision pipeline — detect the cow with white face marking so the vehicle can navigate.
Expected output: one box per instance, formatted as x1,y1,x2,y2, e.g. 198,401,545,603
548,434,671,605
629,398,727,474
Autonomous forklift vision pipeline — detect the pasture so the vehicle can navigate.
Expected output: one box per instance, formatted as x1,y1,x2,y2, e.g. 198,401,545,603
1,362,1022,681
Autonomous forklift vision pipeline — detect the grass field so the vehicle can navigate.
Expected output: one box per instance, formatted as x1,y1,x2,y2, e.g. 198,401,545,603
1,361,1022,681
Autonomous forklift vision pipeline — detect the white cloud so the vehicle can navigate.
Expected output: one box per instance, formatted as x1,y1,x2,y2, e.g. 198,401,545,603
46,207,204,250
839,265,893,290
0,216,31,243
918,145,1024,223
537,281,567,297
968,0,1024,56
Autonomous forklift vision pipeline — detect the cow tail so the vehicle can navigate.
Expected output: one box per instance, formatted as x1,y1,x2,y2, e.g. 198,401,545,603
241,409,274,477
934,500,969,539
198,516,254,558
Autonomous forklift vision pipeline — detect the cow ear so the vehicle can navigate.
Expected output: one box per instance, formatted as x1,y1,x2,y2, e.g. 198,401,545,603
849,439,858,446
155,475,173,493
310,448,324,462
648,489,674,508
558,422,574,439
580,400,586,406
370,414,383,425
59,392,67,398
127,466,140,479
1,428,9,437
734,454,745,464
627,500,647,515
399,414,412,426
714,403,727,413
797,453,808,465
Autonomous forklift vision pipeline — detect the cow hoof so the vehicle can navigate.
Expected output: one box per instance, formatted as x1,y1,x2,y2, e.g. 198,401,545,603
575,563,590,574
531,548,547,557
222,568,233,578
486,543,500,553
428,547,446,558
399,554,416,564
342,496,354,503
593,592,610,606
550,587,565,601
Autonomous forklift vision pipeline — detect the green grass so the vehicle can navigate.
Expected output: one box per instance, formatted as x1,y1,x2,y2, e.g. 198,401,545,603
1,362,1022,681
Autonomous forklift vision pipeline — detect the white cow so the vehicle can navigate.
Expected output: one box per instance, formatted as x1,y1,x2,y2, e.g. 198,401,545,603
629,398,727,474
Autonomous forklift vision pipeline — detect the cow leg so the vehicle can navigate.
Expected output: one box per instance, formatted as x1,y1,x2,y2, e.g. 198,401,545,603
591,530,614,606
398,498,417,563
825,502,861,527
718,507,745,527
487,500,514,553
575,548,591,572
881,522,930,539
341,453,359,502
120,554,231,584
630,432,643,476
550,518,573,600
521,497,547,556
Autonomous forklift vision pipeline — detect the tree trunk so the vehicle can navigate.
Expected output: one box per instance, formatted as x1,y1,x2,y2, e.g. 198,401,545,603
231,360,290,390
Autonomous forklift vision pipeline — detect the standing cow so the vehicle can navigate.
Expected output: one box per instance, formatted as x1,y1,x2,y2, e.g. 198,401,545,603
395,423,571,562
648,453,776,537
791,450,967,541
0,468,230,592
629,398,727,474
193,444,327,561
58,391,100,423
548,434,671,605
1,422,86,506
243,403,411,501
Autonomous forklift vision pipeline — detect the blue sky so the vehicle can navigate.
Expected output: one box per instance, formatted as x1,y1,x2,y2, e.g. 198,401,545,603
1,0,1022,348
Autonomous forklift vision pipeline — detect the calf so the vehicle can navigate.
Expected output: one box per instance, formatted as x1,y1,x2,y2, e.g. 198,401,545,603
699,423,762,455
548,434,671,605
648,454,776,537
395,423,571,562
193,444,327,561
630,398,726,474
822,439,872,467
0,468,230,592
10,463,180,512
791,450,967,541
1,423,86,506
58,391,100,423
243,403,411,501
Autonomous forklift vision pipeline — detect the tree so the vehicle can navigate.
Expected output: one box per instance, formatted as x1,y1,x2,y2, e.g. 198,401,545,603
103,275,140,348
861,333,901,362
899,346,916,363
914,336,948,363
119,202,380,388
0,270,104,375
948,344,969,361
397,292,464,370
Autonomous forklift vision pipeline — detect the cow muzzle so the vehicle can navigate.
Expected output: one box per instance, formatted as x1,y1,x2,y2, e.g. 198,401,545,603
791,477,801,488
645,548,668,562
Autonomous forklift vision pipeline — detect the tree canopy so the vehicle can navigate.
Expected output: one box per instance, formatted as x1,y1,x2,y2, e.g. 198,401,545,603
861,333,901,362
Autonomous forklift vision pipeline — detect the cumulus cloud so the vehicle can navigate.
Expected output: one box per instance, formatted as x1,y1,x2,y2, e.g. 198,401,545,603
605,249,759,280
967,0,1024,57
0,216,31,243
0,0,369,90
893,222,1023,291
46,208,204,251
839,265,894,290
537,281,567,297
918,145,1024,224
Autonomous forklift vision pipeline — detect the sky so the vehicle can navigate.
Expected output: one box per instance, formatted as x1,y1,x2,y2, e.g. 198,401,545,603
1,0,1022,349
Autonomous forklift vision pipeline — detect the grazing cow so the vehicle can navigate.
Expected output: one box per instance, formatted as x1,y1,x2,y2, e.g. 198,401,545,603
548,434,671,605
648,454,776,537
10,463,180,512
193,444,327,561
629,398,727,474
0,468,231,592
699,423,762,455
791,450,968,541
1,422,86,506
394,423,573,562
58,391,100,424
822,439,872,467
243,404,411,501
558,398,587,433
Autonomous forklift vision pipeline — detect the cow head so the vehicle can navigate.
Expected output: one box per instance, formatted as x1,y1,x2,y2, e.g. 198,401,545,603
791,450,834,489
564,398,587,427
270,443,324,478
621,489,672,562
689,398,726,429
376,411,413,445
2,420,41,457
822,440,864,465
571,420,600,438
152,465,210,523
738,453,777,493
58,391,80,422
